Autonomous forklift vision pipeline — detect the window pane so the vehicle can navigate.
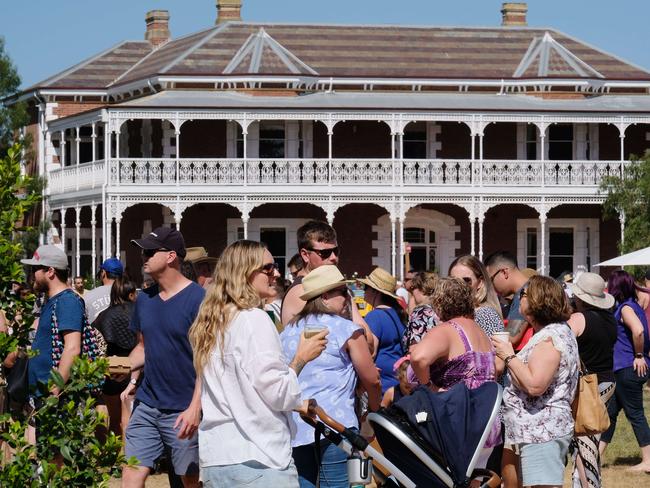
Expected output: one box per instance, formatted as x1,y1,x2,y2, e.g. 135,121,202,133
404,227,425,243
548,124,573,160
429,231,436,243
428,246,436,272
260,228,287,277
259,122,285,158
409,247,426,271
549,228,573,278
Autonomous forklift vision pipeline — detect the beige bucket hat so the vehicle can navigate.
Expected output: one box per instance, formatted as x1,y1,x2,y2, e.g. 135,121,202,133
359,267,399,300
185,246,218,265
300,265,348,301
569,272,615,310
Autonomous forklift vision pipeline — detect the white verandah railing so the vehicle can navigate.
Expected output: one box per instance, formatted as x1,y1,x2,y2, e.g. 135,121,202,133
47,158,626,194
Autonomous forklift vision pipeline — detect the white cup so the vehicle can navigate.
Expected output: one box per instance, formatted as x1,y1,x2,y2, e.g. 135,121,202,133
492,331,511,343
304,325,328,339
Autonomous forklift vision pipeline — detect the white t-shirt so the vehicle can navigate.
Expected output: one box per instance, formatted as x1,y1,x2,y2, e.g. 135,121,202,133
84,284,112,323
199,308,302,469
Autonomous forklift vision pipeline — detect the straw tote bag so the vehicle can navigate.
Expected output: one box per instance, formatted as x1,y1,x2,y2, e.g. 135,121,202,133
571,364,610,436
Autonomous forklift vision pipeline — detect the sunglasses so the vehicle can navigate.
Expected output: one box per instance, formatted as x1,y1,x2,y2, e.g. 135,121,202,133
490,267,509,282
306,246,340,260
32,265,50,273
259,262,279,275
142,248,170,258
519,288,528,300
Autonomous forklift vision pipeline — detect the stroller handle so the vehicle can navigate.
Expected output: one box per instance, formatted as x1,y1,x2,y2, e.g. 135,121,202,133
313,406,346,433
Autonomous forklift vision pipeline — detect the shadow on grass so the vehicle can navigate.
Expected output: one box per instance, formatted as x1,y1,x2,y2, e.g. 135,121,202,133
606,455,642,467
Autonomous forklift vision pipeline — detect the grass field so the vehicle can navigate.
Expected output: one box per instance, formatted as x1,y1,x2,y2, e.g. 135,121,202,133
110,391,650,487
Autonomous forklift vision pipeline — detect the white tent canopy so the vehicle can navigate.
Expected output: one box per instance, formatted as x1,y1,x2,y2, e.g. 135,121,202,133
595,246,650,267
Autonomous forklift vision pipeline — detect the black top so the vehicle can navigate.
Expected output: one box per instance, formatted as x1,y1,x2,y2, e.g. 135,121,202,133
95,302,137,357
576,309,618,383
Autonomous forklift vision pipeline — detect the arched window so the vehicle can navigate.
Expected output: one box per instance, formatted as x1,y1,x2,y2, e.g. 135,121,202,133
404,227,437,272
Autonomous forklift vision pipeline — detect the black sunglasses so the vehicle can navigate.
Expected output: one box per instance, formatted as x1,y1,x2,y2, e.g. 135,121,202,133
142,248,170,258
306,246,340,259
259,262,279,275
32,265,50,273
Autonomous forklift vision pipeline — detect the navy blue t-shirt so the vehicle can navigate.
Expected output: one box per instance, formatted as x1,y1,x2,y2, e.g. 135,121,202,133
29,289,84,390
365,307,405,393
130,281,205,411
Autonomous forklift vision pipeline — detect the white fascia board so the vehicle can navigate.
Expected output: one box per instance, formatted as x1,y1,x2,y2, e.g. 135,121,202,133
47,109,105,132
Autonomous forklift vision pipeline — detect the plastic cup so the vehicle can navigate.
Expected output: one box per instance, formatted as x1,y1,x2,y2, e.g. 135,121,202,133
492,331,510,343
304,325,328,339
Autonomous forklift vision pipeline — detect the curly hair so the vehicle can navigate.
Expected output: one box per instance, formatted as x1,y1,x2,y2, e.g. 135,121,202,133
449,254,503,319
431,277,476,322
410,271,437,296
523,275,571,326
188,240,266,373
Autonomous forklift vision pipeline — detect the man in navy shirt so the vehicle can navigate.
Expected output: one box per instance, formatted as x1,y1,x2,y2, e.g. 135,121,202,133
120,227,205,488
21,245,83,397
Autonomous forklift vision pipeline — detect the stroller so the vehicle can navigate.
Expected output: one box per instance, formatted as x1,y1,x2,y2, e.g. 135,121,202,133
302,381,502,488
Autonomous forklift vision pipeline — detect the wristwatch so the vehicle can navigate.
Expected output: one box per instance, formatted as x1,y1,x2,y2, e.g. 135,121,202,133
129,378,138,386
635,353,644,359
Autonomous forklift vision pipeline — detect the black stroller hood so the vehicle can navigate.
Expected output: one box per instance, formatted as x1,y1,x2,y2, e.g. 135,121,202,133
388,382,500,487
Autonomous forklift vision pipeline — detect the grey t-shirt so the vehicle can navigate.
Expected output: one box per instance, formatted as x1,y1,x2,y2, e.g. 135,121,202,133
84,284,112,323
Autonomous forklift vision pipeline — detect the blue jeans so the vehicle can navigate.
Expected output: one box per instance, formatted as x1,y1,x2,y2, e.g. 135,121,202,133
601,367,650,447
202,460,299,488
292,439,348,488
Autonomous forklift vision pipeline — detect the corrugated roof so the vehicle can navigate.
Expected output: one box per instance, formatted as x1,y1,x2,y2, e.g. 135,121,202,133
29,22,650,91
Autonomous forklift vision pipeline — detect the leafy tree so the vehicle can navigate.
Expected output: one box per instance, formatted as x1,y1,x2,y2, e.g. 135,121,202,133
0,143,41,358
0,358,135,486
601,151,650,278
0,37,28,157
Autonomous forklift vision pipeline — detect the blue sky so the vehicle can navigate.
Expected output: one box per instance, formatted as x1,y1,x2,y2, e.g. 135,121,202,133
3,0,650,89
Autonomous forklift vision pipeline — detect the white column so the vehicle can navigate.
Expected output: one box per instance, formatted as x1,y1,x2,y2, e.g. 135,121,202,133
540,126,547,186
398,131,404,186
398,216,404,281
478,132,484,186
60,130,66,166
478,214,485,262
175,210,182,232
619,210,625,247
243,128,248,186
75,127,81,190
470,132,476,185
327,128,333,186
60,208,67,260
91,203,97,278
619,128,626,177
469,212,476,256
242,213,249,240
75,205,81,276
390,215,397,276
391,132,396,186
175,128,181,186
106,205,113,258
91,123,97,163
540,213,547,275
115,216,122,260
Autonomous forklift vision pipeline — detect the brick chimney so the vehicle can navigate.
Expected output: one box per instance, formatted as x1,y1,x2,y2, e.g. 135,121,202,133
501,2,528,26
216,0,243,24
145,10,170,46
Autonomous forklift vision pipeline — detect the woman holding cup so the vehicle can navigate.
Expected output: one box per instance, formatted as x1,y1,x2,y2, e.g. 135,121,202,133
280,265,382,488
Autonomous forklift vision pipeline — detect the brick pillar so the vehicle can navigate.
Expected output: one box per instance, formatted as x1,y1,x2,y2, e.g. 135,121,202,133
501,3,527,26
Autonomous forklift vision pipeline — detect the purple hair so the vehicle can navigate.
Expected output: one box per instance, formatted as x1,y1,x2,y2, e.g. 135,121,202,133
607,270,641,304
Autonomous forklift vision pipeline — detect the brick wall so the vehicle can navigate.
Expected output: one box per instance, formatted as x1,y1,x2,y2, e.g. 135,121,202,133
179,120,227,158
52,102,105,119
438,122,472,159
483,123,517,159
332,121,391,158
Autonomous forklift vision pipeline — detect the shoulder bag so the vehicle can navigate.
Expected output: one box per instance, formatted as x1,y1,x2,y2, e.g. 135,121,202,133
571,362,610,436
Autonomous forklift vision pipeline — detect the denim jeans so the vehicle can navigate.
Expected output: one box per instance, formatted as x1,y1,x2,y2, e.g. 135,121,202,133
601,366,650,447
201,460,299,488
292,439,348,488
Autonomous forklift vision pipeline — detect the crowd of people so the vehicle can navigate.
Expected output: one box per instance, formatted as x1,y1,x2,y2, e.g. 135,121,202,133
3,219,650,488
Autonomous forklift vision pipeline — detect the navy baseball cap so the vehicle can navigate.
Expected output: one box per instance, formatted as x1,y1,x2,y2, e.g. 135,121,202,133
131,226,187,259
100,258,124,276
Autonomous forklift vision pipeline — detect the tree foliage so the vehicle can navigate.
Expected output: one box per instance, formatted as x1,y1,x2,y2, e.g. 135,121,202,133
0,358,136,486
0,37,28,157
601,151,650,278
0,143,41,358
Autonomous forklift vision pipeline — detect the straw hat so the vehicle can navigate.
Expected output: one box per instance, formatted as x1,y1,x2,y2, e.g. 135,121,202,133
300,265,348,301
569,272,615,310
185,246,218,265
359,267,399,300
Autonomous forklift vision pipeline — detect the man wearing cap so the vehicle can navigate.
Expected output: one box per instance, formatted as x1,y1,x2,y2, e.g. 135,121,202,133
84,257,124,324
120,227,205,488
185,246,218,288
21,245,83,397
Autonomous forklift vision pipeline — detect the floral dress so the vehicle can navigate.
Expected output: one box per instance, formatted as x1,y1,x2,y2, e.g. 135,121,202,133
503,322,579,445
402,304,438,352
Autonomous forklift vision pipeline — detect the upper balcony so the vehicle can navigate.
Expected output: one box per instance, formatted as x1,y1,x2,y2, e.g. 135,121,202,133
47,157,626,198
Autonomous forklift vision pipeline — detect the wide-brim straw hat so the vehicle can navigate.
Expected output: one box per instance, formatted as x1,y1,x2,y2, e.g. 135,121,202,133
300,265,348,301
185,246,218,265
569,272,615,310
359,267,400,300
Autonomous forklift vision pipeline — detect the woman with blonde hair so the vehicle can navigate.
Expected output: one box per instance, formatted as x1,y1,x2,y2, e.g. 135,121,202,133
189,240,328,487
449,255,505,337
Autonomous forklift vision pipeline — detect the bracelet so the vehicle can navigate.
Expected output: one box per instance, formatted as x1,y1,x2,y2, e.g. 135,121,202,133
504,354,517,367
